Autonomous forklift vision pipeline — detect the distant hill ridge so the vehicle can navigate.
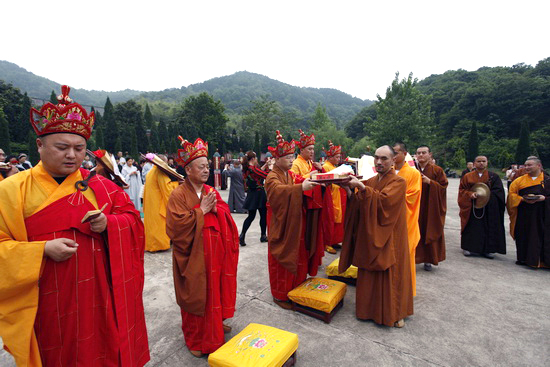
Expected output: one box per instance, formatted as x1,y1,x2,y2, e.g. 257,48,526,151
0,60,371,128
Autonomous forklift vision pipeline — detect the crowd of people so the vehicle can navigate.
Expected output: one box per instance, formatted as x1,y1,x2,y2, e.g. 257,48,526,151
0,86,548,366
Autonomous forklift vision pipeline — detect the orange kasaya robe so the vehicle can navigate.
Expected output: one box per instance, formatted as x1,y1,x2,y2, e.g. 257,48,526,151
143,166,180,252
507,172,550,267
0,162,149,367
416,163,448,265
166,180,239,354
396,163,421,297
265,165,325,301
339,169,413,326
322,161,347,245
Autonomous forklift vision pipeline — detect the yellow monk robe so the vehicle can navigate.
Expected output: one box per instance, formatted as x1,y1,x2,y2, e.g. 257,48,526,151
143,165,179,252
396,163,421,297
291,154,314,178
0,162,98,367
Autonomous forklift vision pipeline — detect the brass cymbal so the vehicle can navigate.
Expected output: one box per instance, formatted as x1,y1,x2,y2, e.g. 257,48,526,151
472,182,490,208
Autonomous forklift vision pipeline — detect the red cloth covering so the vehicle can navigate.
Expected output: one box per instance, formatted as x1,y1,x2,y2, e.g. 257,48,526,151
24,170,149,367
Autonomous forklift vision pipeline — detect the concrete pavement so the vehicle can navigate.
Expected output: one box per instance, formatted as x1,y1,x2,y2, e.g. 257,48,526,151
2,178,549,366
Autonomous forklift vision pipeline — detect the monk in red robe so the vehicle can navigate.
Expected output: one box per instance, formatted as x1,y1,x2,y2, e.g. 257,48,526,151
339,145,413,327
0,86,149,367
166,137,239,358
265,131,321,310
415,145,448,271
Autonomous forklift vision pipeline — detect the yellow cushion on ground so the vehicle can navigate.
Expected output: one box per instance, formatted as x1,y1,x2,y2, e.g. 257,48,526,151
208,323,299,367
287,277,347,313
326,257,358,279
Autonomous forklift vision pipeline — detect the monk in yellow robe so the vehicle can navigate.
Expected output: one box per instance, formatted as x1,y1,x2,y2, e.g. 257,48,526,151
507,156,550,268
393,142,421,296
340,145,413,327
322,141,347,254
144,160,180,252
0,86,149,367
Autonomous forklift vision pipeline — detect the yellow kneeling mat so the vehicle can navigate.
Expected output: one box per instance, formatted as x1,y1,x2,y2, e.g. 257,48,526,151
326,257,358,279
287,277,347,313
208,323,299,367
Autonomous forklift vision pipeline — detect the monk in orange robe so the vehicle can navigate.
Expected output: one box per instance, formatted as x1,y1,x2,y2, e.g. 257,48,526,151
458,156,506,258
322,141,347,254
265,131,321,310
339,145,413,327
507,156,550,268
144,158,180,252
0,86,149,367
393,143,421,296
166,137,239,357
415,145,448,271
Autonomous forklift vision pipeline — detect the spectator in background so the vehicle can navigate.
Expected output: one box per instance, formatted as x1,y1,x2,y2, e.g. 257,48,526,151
141,157,153,183
506,164,518,189
0,149,19,181
117,151,126,165
121,156,142,211
223,159,246,213
167,156,176,169
460,161,474,178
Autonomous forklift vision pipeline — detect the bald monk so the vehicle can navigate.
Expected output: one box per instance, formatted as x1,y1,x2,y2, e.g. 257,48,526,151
144,155,180,252
265,131,321,310
458,156,506,258
415,145,447,271
166,138,239,357
507,156,550,268
340,145,413,327
393,142,421,296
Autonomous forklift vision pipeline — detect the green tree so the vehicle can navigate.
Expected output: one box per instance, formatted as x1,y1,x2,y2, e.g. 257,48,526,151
310,103,331,130
27,130,39,165
241,95,287,154
467,120,479,161
95,126,105,149
370,72,434,149
515,121,531,163
49,90,57,104
176,93,228,153
130,128,138,158
144,103,153,129
345,104,376,140
113,100,145,154
0,109,11,154
103,97,118,152
16,93,31,142
157,119,168,153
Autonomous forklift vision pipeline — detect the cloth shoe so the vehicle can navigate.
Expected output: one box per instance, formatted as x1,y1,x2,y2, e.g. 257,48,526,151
463,250,472,256
423,263,432,271
260,235,268,243
483,253,495,259
325,246,337,254
239,234,246,247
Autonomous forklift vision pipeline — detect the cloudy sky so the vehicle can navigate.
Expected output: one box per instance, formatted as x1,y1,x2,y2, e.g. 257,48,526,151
1,0,548,100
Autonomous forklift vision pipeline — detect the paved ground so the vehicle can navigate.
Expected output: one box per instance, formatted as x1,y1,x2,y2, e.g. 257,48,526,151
2,178,550,366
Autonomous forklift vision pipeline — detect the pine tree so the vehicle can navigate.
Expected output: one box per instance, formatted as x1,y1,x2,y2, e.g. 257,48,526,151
49,90,57,104
144,103,153,129
27,130,39,165
157,119,167,153
130,129,138,159
254,131,260,155
467,120,479,162
103,97,118,152
95,126,105,149
16,93,32,142
0,109,11,155
515,121,531,163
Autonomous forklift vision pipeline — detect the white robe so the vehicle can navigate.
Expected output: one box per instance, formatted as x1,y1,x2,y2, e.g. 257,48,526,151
121,164,142,211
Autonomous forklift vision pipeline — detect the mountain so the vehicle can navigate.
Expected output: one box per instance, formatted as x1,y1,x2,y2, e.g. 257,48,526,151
0,61,371,128
0,60,142,106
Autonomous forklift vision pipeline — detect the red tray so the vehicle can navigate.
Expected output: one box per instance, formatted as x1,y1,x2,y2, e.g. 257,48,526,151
311,176,352,184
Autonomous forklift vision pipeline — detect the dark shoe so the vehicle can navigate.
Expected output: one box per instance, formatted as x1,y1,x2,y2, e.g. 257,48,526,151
423,263,432,271
483,253,495,259
332,243,342,249
463,250,472,257
223,323,232,333
239,235,246,247
260,235,268,243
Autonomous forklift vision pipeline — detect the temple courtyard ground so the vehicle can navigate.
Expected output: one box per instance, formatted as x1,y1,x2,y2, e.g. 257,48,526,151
2,178,549,366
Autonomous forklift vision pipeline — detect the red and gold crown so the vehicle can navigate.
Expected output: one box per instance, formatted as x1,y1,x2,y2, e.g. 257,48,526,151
30,85,94,140
297,129,315,149
176,136,209,167
268,130,296,158
323,140,342,157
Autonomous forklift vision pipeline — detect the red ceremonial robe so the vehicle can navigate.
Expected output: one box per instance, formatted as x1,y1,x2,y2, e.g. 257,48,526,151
26,170,149,367
166,182,239,354
265,166,324,301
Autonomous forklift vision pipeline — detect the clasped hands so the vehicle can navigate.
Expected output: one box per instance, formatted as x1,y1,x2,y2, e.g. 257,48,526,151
200,191,218,214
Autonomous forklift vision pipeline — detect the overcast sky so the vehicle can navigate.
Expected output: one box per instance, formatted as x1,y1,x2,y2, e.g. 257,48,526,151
1,0,548,101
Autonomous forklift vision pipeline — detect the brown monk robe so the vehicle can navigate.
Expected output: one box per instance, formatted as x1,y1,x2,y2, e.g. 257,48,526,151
339,146,413,327
458,156,506,257
415,146,448,269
